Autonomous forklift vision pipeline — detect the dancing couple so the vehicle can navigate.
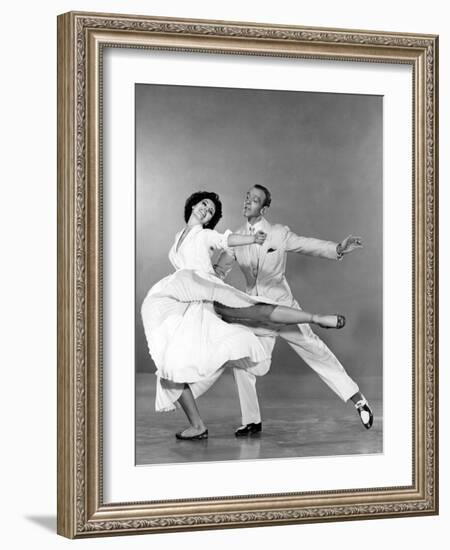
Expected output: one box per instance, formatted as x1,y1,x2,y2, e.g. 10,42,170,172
141,186,373,441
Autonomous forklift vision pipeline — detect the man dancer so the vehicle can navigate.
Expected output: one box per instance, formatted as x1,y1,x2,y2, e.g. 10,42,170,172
214,185,373,436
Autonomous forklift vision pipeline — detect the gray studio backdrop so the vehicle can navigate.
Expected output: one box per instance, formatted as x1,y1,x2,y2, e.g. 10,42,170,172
135,83,382,392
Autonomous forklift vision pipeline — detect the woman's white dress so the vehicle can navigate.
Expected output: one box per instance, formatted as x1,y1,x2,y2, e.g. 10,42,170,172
141,225,273,411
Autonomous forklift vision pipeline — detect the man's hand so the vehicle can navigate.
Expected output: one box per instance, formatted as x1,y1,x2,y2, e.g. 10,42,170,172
254,230,267,245
337,235,363,257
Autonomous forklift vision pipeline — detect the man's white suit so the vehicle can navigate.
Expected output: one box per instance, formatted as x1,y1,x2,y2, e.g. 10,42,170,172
215,217,359,425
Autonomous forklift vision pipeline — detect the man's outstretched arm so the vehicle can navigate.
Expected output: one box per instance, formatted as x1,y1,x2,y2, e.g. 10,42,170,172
285,227,363,260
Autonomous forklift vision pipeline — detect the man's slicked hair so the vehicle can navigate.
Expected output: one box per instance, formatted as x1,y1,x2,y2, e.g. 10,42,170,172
253,184,272,208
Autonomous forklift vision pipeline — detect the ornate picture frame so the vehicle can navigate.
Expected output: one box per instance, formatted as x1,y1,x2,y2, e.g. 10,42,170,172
57,11,438,538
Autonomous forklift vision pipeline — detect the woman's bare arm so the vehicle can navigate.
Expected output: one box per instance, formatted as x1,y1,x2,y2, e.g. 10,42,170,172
227,231,266,247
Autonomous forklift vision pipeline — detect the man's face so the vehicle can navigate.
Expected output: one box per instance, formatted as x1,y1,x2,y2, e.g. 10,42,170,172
243,187,267,219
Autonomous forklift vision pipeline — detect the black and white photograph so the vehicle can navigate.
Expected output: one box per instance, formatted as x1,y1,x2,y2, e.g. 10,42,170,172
0,0,443,543
1,0,444,545
135,83,383,465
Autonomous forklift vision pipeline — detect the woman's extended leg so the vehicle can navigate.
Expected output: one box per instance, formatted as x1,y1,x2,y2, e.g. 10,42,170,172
215,303,345,329
175,384,208,439
268,305,345,329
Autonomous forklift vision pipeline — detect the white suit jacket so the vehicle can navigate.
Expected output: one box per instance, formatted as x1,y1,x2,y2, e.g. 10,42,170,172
215,217,340,307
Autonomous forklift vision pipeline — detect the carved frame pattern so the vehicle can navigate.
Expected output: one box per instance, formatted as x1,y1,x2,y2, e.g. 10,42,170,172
57,11,438,538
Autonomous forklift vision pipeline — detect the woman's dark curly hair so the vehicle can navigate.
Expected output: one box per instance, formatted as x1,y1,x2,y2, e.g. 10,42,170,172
184,191,223,230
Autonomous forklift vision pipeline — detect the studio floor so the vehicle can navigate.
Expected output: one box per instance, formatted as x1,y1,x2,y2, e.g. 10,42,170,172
135,370,383,465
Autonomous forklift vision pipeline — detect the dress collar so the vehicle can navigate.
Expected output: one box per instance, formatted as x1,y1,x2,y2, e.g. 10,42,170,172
175,224,202,253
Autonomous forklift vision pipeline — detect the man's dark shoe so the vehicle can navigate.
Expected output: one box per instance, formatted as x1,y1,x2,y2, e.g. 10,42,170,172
235,422,262,437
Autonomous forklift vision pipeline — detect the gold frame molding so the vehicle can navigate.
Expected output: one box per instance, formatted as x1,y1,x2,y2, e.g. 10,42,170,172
57,11,439,538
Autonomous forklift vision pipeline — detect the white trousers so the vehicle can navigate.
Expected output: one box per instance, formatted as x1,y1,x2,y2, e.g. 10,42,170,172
233,322,359,425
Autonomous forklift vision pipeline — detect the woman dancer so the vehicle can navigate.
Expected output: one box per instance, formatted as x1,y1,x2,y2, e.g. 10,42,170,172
141,191,345,439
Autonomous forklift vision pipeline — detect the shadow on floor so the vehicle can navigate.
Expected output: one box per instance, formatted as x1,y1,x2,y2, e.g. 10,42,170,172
25,515,56,533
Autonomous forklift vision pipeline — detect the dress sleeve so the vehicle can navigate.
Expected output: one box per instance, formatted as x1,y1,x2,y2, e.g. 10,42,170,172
203,229,233,250
213,249,236,279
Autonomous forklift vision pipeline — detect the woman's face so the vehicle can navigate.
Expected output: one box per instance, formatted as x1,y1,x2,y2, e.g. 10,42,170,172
192,198,216,225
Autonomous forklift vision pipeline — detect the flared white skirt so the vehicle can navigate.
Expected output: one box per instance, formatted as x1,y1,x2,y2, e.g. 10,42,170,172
141,269,275,411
